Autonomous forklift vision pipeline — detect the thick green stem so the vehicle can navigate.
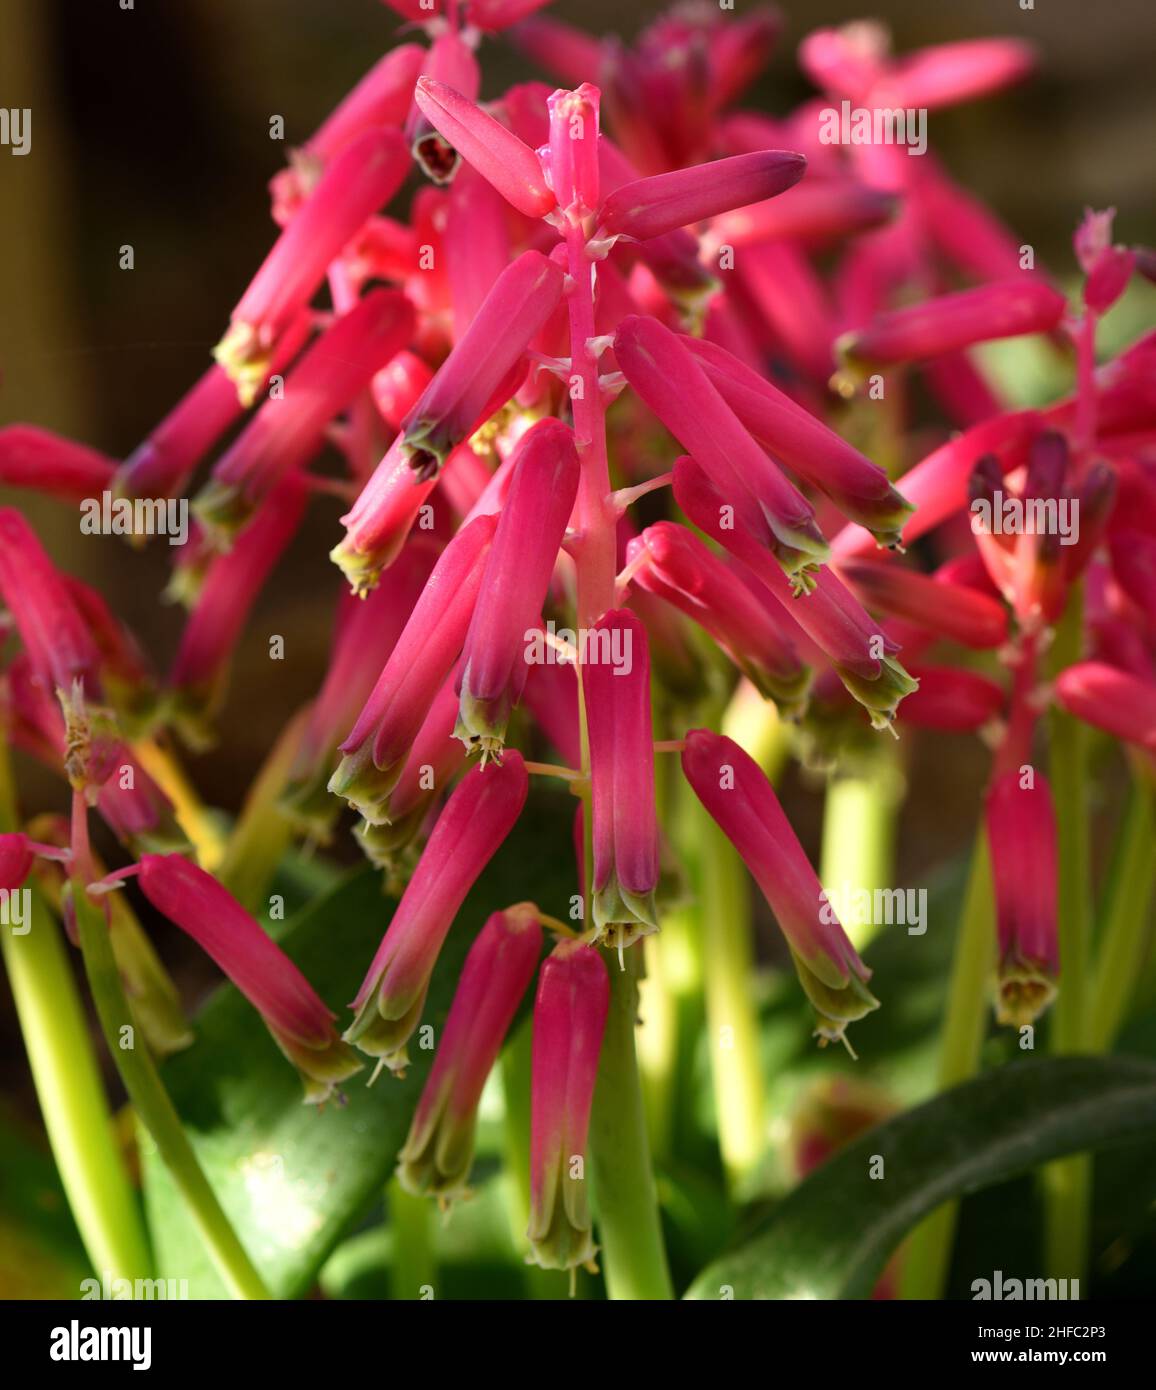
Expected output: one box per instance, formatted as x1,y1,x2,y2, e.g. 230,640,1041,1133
1088,772,1156,1050
72,885,270,1300
900,832,993,1298
386,1176,436,1300
1043,590,1093,1285
820,752,904,952
589,946,674,1300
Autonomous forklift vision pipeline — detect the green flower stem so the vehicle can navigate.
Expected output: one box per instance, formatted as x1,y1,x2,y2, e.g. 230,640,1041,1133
0,734,150,1285
1043,589,1094,1286
72,884,270,1300
900,832,994,1299
820,752,904,953
589,945,674,1300
1088,771,1156,1051
386,1176,436,1300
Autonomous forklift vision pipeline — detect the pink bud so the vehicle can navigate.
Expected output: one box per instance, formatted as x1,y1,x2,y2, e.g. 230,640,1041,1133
584,610,659,947
0,427,116,503
706,179,895,250
168,475,308,739
839,279,1067,369
199,290,414,538
547,84,601,216
137,854,362,1102
214,129,411,402
413,78,556,218
470,0,556,32
615,315,828,585
836,556,1009,649
985,769,1059,1026
330,515,497,822
407,31,481,184
400,250,565,480
511,16,605,88
686,335,913,547
629,522,811,714
0,833,37,891
1054,661,1156,754
331,436,441,596
307,44,424,161
682,729,878,1045
899,665,1006,733
885,38,1034,110
599,150,805,242
456,420,579,757
528,938,609,1273
397,905,543,1199
347,753,529,1071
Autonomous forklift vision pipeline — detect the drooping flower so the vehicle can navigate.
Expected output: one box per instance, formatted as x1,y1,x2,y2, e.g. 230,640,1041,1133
682,729,878,1046
584,610,660,950
0,426,116,503
396,904,542,1201
984,769,1059,1026
527,938,609,1274
456,419,579,758
134,854,362,1103
346,753,529,1074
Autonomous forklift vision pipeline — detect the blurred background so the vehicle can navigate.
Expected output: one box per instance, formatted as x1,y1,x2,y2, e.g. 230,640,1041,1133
1,0,1154,1279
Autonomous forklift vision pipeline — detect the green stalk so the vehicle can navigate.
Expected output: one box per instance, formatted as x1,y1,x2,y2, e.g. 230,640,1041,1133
387,1176,436,1300
0,734,150,1285
900,833,993,1298
1043,590,1093,1285
1088,772,1155,1050
589,946,674,1300
820,752,903,952
72,885,270,1300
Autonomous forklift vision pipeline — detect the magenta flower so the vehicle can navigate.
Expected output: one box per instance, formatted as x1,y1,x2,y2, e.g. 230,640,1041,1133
528,938,609,1274
456,419,579,758
984,770,1059,1026
346,753,529,1073
1053,661,1156,756
397,905,543,1200
836,556,1009,649
704,179,896,251
838,279,1067,370
0,426,116,503
168,475,309,739
682,729,878,1046
686,335,913,547
615,315,829,586
398,250,565,481
899,665,1006,733
197,290,414,539
214,128,411,402
546,84,601,218
584,610,659,949
135,854,362,1102
329,515,496,822
628,522,811,715
407,30,482,184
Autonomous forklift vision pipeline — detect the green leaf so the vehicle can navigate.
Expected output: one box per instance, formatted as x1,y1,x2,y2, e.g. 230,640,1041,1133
143,794,575,1299
686,1056,1156,1300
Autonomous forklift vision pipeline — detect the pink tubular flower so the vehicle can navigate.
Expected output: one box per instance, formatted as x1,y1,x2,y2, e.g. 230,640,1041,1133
456,419,579,757
407,30,482,184
835,556,1009,649
884,38,1035,109
598,150,806,242
615,315,829,586
685,335,913,547
1054,661,1156,755
546,84,601,218
628,522,812,715
197,290,414,539
412,78,556,218
672,458,917,730
838,278,1067,370
168,475,308,739
214,128,411,403
583,610,659,948
135,854,362,1102
681,729,878,1046
399,250,565,481
329,516,497,823
0,426,116,503
346,753,529,1072
527,938,609,1274
704,180,896,252
0,509,103,697
397,904,543,1200
116,310,313,502
280,546,434,833
984,770,1059,1026
899,665,1006,733
330,436,440,595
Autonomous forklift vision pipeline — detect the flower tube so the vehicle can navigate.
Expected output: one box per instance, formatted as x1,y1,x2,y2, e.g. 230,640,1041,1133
682,729,878,1045
0,426,116,503
346,753,529,1072
135,854,362,1103
1054,661,1156,754
836,556,1009,649
397,905,542,1200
